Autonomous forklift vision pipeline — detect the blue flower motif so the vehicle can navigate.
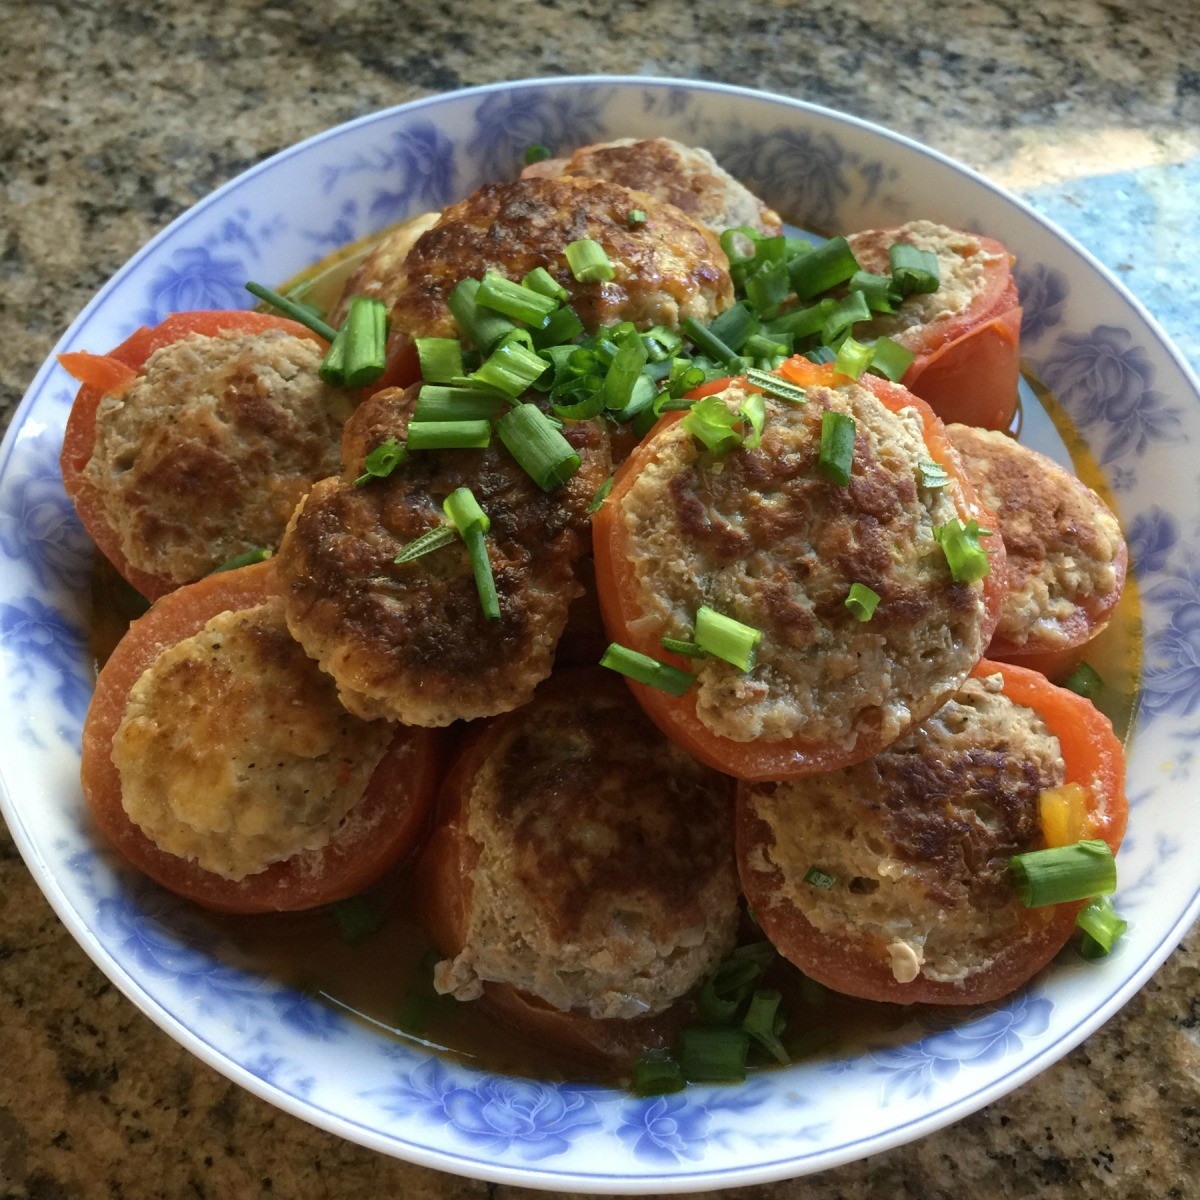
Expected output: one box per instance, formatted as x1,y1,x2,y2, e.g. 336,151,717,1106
371,1059,601,1160
466,88,609,185
1126,505,1179,575
616,1093,710,1165
1140,560,1200,720
1015,263,1069,342
1039,325,1183,464
0,595,90,720
138,245,248,325
718,127,850,231
0,437,93,593
271,988,346,1040
367,123,457,222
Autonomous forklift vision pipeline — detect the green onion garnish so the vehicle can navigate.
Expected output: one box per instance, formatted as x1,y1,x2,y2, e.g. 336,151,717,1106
707,303,760,353
1077,895,1127,958
209,546,272,574
682,316,741,368
244,282,337,342
447,278,517,352
849,270,901,314
602,330,649,411
394,524,458,564
1010,839,1117,907
821,290,873,348
476,270,559,327
564,238,616,283
694,605,762,672
742,989,789,1065
889,242,941,295
739,391,766,450
918,458,949,489
743,333,790,361
413,385,506,424
470,339,549,399
496,403,581,490
932,518,993,583
329,895,383,946
818,410,856,485
744,368,807,405
531,305,585,349
406,419,492,451
524,143,552,164
844,582,881,622
696,943,775,1025
631,1049,685,1096
318,325,348,385
552,391,607,420
443,487,499,621
1062,663,1104,700
415,337,464,384
679,1027,750,1084
588,475,614,514
600,643,695,696
680,394,744,455
744,259,792,317
338,296,389,388
833,336,875,380
763,298,837,341
353,437,407,487
521,266,570,303
804,866,836,888
627,208,648,226
660,636,707,658
869,336,915,383
788,236,860,300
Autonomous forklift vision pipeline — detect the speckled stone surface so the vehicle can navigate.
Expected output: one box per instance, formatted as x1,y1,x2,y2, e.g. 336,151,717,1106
2,0,1198,1196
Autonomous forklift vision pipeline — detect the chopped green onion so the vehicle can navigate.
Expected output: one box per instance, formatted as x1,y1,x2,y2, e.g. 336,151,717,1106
869,336,915,382
804,346,837,365
788,236,860,300
697,955,762,1024
603,330,649,411
932,518,993,583
739,391,766,450
618,373,658,420
600,643,695,696
764,298,837,341
844,582,881,622
564,238,616,283
318,325,348,385
660,636,707,659
642,325,683,361
742,989,789,1065
1063,663,1104,700
209,546,272,574
679,1027,750,1083
470,339,549,399
415,337,464,384
477,270,558,327
531,305,585,349
707,303,760,353
443,487,499,621
1077,895,1128,958
496,403,581,489
744,368,807,405
804,866,836,889
524,143,552,164
552,391,606,420
627,208,648,226
329,895,382,946
521,266,570,303
889,242,941,295
743,333,790,360
394,524,458,564
406,420,492,451
1010,839,1117,907
833,336,875,380
353,437,407,487
244,282,337,342
694,605,762,672
588,475,614,514
818,410,856,485
917,458,949,489
744,259,792,316
339,297,388,388
447,278,517,352
682,316,741,368
821,290,872,348
680,394,744,455
413,384,506,423
631,1049,685,1096
849,270,901,314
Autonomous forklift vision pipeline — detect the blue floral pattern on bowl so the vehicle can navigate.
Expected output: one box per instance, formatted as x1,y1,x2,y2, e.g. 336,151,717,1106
1,78,1198,1189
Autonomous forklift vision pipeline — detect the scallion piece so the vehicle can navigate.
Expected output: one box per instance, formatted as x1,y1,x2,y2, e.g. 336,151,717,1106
245,282,337,342
353,438,407,487
406,419,492,451
564,238,616,283
1010,839,1117,907
631,1049,685,1096
742,989,789,1064
788,235,860,300
682,316,741,368
552,391,606,420
603,331,649,411
318,325,348,385
415,337,464,384
600,643,695,696
680,395,744,455
477,270,559,326
531,305,585,349
844,582,881,621
744,259,792,317
743,333,790,360
694,605,762,672
740,391,766,450
209,546,272,574
336,297,388,387
587,475,614,514
818,410,856,485
707,302,760,353
764,298,836,341
1076,895,1127,958
869,336,915,383
470,340,549,399
804,866,836,889
1062,662,1104,700
443,487,499,621
697,955,763,1024
932,518,993,583
889,242,941,295
744,368,807,405
413,384,506,423
521,266,570,303
627,208,648,226
917,458,950,489
496,403,581,489
394,524,458,564
849,270,901,314
660,636,707,659
524,143,552,164
679,1027,750,1084
833,336,875,380
448,278,516,352
821,290,872,348
642,324,683,361
804,345,837,365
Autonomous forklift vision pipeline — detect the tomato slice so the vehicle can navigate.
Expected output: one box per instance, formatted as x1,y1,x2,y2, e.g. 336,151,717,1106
59,310,329,601
592,362,1007,780
81,559,442,914
735,658,1127,1005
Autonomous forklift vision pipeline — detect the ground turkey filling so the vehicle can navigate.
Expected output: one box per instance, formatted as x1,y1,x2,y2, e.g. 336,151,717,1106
616,380,988,748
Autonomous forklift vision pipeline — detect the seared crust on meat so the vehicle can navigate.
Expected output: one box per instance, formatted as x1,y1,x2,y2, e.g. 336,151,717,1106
432,671,739,1019
389,176,732,339
113,598,393,881
85,330,352,584
739,674,1066,994
613,379,991,750
276,387,610,725
522,137,782,238
947,424,1126,651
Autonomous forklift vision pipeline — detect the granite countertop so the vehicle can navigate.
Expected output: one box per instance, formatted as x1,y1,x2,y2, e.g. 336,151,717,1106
2,1,1198,1196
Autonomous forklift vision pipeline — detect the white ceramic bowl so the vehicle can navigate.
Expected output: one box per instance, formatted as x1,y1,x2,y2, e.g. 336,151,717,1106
3,77,1198,1192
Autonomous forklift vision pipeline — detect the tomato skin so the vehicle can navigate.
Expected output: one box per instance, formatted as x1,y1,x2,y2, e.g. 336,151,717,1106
81,560,442,914
59,311,329,601
592,363,1007,780
735,658,1127,1005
